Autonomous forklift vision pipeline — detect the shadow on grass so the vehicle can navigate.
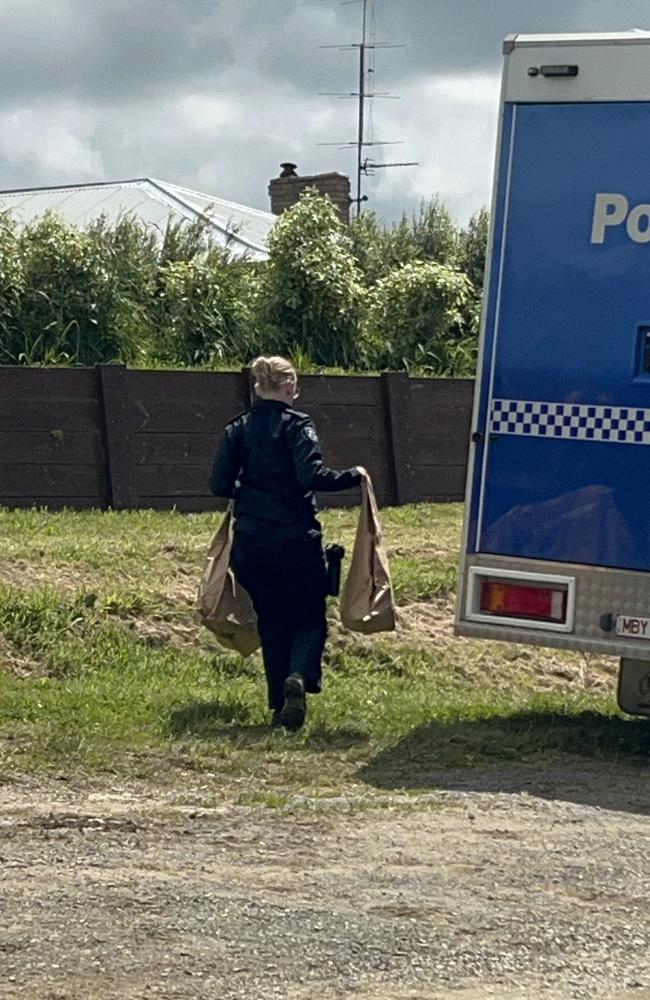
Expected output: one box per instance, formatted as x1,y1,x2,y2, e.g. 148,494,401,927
168,700,369,750
359,711,650,815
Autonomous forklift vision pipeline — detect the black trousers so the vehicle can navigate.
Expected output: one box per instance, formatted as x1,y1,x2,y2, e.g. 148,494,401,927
231,526,328,712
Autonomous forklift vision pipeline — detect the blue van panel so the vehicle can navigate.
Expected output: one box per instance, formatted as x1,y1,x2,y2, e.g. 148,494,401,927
473,101,650,571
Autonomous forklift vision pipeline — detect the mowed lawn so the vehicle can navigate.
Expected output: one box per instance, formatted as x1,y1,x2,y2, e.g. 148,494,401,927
0,503,647,801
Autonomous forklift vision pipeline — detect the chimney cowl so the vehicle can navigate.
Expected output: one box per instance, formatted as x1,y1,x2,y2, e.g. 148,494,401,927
279,162,298,178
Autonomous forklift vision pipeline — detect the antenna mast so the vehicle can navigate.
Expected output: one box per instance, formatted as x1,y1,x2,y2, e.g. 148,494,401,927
355,0,368,218
320,0,417,217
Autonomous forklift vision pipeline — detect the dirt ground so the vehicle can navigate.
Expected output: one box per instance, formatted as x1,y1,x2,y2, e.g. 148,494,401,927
2,762,650,1000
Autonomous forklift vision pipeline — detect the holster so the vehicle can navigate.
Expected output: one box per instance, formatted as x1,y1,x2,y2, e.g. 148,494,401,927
324,544,345,597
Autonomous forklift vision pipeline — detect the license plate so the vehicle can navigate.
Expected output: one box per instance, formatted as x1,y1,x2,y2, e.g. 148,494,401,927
616,615,650,639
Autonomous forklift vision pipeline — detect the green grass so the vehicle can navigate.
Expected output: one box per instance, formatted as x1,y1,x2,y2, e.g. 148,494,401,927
0,504,459,608
0,504,647,798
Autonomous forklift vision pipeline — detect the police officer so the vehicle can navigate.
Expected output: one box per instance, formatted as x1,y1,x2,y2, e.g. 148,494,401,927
209,356,364,731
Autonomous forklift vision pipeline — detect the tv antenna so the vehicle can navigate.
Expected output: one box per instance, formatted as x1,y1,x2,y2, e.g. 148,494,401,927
319,0,417,217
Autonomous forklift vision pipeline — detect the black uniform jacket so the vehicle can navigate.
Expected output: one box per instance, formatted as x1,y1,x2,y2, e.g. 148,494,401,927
209,399,361,527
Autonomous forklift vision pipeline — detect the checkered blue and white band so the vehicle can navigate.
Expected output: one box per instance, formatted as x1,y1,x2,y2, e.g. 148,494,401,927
490,399,650,445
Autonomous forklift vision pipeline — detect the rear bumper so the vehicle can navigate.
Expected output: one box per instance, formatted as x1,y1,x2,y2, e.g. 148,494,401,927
455,553,650,658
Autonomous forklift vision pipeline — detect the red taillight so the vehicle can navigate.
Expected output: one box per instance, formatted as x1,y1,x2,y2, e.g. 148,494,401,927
480,581,568,623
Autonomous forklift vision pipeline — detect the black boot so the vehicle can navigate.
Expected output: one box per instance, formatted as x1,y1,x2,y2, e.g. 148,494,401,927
280,674,306,732
271,710,284,729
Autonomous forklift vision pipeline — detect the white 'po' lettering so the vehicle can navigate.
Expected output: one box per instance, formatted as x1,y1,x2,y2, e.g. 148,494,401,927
591,193,650,244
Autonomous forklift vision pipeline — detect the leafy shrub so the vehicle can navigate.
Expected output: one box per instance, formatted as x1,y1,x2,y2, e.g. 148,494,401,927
364,260,473,372
458,207,489,295
261,189,366,368
0,213,23,363
156,252,259,365
0,190,487,376
10,213,122,365
350,196,460,287
85,215,159,362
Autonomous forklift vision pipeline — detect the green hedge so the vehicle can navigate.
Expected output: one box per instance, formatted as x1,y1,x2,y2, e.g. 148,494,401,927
0,191,487,376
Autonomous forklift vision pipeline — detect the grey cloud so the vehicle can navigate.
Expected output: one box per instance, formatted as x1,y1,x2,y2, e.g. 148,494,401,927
0,153,37,192
4,0,650,106
0,0,235,104
385,0,650,77
255,3,356,96
256,0,650,89
4,0,650,225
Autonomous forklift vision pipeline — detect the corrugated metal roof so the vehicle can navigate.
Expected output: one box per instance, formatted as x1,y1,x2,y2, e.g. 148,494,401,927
0,178,275,260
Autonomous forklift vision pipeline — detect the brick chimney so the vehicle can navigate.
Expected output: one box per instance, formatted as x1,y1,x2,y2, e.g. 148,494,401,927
268,163,351,225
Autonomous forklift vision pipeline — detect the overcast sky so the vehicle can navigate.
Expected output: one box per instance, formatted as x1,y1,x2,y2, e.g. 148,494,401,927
2,0,650,225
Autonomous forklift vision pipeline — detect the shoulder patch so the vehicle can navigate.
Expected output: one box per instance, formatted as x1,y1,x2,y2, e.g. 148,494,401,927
304,425,318,443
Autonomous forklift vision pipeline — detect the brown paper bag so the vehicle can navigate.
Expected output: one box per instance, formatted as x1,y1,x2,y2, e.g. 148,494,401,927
340,474,396,634
196,511,260,656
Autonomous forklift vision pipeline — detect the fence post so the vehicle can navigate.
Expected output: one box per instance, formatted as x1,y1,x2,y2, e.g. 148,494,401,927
96,364,137,509
240,366,254,409
381,371,418,505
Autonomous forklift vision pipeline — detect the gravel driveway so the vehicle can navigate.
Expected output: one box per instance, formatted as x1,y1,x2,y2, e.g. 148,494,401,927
1,761,650,1000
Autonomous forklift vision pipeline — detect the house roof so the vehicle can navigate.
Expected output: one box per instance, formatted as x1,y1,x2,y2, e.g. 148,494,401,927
0,177,275,260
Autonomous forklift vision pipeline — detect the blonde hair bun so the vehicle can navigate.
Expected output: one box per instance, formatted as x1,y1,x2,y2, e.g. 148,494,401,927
251,355,297,393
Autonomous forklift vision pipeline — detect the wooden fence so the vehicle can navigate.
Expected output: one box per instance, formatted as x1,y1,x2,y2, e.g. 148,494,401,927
0,366,474,511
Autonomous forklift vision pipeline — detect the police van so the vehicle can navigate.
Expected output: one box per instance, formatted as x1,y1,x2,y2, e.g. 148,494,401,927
455,32,650,715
